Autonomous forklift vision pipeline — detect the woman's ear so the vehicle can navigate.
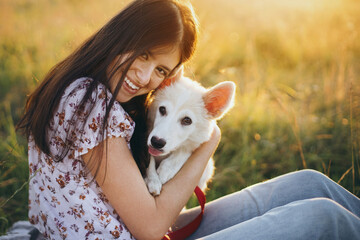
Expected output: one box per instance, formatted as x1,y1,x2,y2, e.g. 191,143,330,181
157,66,184,90
203,81,236,119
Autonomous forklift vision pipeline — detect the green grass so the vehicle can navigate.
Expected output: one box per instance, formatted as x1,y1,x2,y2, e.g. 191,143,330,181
1,0,359,234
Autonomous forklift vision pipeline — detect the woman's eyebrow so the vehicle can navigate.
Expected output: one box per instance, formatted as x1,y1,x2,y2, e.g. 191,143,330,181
160,65,171,73
147,51,172,72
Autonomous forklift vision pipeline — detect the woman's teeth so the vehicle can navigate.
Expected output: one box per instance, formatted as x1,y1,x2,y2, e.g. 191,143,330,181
125,77,140,90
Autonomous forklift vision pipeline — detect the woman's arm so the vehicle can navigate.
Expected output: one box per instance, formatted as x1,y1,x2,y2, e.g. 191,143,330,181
82,125,221,240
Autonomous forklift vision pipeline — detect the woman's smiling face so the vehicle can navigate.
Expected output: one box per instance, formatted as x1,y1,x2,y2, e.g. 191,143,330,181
108,45,181,103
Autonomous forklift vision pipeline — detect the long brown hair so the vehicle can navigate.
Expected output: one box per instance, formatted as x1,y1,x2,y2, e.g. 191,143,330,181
17,0,199,176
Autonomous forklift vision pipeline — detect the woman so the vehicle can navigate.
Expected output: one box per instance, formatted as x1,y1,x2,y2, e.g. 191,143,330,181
17,0,360,239
18,0,213,239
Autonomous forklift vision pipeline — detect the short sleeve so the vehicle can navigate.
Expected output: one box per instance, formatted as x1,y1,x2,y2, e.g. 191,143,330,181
49,78,135,161
74,91,135,159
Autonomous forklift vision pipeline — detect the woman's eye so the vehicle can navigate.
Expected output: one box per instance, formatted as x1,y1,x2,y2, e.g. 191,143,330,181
181,117,192,126
141,53,148,60
159,106,166,116
157,67,166,76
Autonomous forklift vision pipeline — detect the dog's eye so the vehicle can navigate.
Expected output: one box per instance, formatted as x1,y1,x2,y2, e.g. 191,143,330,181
181,117,192,126
159,106,166,116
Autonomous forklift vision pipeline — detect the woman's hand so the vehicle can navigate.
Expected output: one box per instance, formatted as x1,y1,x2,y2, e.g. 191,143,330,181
208,124,221,151
191,124,221,160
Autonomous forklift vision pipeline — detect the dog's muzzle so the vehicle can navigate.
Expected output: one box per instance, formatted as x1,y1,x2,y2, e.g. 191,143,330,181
148,136,166,157
150,136,166,149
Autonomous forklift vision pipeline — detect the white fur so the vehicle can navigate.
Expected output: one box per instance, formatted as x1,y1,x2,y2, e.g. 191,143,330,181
144,76,235,196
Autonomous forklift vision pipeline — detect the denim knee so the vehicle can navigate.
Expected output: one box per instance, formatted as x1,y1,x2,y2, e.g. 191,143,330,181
302,198,360,238
307,197,345,220
287,170,360,219
200,198,359,240
291,169,328,183
289,169,331,192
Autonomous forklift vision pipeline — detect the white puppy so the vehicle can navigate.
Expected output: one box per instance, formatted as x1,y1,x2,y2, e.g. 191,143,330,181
144,75,235,196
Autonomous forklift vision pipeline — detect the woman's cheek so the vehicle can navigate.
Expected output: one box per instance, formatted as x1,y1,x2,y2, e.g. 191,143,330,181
152,80,164,90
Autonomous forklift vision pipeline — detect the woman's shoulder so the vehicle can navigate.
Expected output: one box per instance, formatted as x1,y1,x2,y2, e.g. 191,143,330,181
62,77,93,101
60,77,131,121
50,77,135,157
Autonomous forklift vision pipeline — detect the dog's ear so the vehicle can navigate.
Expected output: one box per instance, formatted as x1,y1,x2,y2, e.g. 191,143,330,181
157,66,183,90
203,81,236,119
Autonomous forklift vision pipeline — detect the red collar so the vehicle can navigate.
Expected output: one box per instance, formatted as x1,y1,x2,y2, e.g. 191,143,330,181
163,186,206,240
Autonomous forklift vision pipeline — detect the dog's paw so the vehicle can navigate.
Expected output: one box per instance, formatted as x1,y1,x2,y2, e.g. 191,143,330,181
145,176,162,196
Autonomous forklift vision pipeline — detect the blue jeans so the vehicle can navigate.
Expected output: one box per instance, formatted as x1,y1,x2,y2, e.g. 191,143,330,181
175,170,360,240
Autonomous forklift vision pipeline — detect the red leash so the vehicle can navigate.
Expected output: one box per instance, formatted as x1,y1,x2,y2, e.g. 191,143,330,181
163,186,206,240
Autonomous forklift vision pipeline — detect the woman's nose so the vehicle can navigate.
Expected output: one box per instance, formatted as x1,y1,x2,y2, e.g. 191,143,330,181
135,62,153,85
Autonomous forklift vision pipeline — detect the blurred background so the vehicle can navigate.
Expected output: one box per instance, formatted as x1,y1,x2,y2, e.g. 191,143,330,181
0,0,359,234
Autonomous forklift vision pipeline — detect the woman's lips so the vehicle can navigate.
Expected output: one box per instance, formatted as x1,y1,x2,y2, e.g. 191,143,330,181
123,76,141,94
125,76,140,90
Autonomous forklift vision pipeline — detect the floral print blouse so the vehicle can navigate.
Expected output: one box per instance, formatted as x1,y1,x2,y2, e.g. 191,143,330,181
28,77,136,239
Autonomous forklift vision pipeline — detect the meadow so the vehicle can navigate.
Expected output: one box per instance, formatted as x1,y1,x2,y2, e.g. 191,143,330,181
1,0,359,234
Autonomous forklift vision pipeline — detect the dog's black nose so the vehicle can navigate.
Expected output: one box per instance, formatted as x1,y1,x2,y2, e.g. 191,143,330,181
151,136,166,149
